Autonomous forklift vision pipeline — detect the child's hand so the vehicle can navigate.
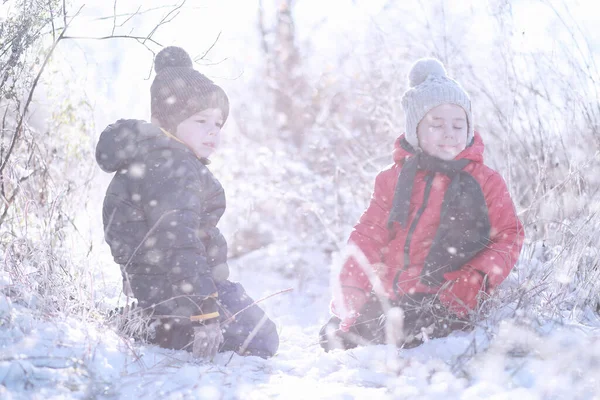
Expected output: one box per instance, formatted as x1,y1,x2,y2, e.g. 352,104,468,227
192,321,223,360
439,267,485,317
339,311,361,333
332,288,368,332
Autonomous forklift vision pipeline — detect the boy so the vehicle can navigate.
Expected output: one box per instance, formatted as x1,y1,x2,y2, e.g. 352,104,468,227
96,46,279,359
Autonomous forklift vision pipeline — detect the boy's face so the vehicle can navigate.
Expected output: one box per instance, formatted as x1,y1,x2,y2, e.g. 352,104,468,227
416,104,468,160
175,108,224,159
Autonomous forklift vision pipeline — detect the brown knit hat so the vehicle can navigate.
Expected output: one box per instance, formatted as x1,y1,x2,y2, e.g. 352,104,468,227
150,46,229,133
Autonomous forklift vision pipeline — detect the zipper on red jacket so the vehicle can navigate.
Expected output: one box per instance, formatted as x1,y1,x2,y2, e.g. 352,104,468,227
393,172,435,297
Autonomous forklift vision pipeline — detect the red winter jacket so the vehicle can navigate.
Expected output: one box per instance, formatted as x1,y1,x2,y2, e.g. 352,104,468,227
334,132,524,319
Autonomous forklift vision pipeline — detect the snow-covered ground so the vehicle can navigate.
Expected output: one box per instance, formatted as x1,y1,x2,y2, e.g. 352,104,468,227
2,243,600,400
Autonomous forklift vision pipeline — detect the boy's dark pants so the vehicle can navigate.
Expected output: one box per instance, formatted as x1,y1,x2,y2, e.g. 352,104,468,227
152,280,279,358
319,293,470,352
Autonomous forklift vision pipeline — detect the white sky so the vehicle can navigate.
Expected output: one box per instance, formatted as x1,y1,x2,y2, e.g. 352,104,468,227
4,0,596,133
49,0,390,129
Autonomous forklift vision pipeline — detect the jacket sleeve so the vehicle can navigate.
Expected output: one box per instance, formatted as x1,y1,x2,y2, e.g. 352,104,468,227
334,169,395,317
467,172,525,288
137,156,222,317
441,171,524,315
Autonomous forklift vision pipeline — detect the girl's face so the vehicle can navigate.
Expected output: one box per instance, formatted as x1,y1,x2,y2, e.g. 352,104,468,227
175,108,224,159
416,104,468,160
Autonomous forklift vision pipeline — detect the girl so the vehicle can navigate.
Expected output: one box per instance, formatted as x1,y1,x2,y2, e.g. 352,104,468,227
96,46,279,359
320,58,524,351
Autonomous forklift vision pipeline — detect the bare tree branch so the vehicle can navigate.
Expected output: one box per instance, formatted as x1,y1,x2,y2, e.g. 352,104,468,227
143,0,187,45
117,5,142,28
194,31,221,62
48,0,57,42
0,104,9,197
93,4,181,21
62,0,67,29
0,4,84,176
61,34,162,47
0,187,19,227
64,0,188,53
111,0,118,36
0,169,35,227
197,57,229,67
221,288,294,325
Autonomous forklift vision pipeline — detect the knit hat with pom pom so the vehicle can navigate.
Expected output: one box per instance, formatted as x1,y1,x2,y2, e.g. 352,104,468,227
401,58,472,150
150,46,229,133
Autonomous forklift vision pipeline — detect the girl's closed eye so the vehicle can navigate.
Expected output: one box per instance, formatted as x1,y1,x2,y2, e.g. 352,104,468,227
215,122,223,128
196,119,206,124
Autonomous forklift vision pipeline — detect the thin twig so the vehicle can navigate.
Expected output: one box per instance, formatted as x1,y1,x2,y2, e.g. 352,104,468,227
0,105,9,197
62,0,67,28
61,35,162,47
224,351,235,367
111,0,118,36
197,57,230,67
143,0,186,45
222,288,293,325
117,6,142,28
48,0,56,42
0,186,19,227
237,314,269,355
93,4,180,21
194,31,221,62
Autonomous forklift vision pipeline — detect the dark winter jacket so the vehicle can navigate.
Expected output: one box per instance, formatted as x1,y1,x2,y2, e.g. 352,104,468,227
96,119,229,319
334,132,524,318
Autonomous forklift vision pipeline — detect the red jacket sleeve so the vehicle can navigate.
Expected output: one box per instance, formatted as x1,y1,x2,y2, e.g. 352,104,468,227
440,171,524,316
335,169,395,315
468,172,525,288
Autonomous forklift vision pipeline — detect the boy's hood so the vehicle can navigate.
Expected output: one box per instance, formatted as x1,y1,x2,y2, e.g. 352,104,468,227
392,131,485,165
96,119,191,173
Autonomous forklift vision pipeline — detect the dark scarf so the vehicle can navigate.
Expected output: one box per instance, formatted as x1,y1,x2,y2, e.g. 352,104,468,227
387,143,469,230
388,138,491,288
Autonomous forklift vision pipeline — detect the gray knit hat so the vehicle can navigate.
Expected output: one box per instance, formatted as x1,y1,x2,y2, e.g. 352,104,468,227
151,46,229,133
401,58,473,150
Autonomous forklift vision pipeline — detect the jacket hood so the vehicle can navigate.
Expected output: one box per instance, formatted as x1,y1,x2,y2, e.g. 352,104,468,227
392,131,485,165
96,119,192,173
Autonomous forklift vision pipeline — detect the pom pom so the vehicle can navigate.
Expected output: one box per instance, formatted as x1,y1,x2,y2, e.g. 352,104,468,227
408,58,447,87
154,46,193,74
